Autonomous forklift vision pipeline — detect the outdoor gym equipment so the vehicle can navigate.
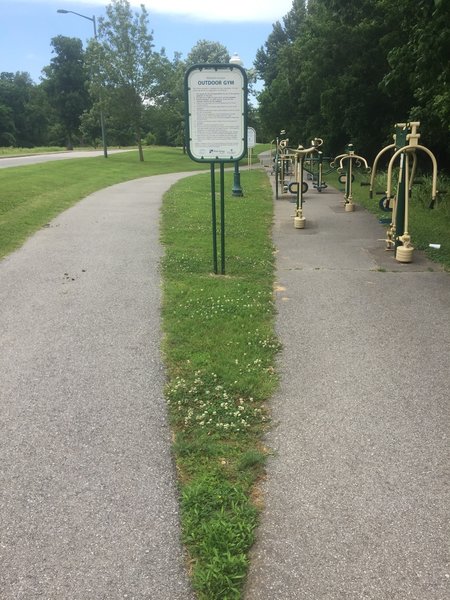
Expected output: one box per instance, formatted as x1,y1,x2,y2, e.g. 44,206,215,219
290,138,324,229
331,144,371,212
272,132,309,200
369,122,438,263
303,144,333,192
274,139,295,199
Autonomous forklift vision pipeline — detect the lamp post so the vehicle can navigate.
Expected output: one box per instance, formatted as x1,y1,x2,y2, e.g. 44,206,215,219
57,9,108,158
229,53,244,197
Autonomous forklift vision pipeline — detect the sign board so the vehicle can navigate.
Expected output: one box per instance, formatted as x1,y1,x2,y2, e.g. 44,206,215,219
184,64,248,163
247,127,256,148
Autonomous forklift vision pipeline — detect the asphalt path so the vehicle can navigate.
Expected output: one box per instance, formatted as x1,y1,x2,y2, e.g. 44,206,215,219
0,173,198,599
0,149,134,169
245,180,449,598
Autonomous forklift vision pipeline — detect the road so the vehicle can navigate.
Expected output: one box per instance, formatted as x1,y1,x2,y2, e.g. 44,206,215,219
0,149,134,169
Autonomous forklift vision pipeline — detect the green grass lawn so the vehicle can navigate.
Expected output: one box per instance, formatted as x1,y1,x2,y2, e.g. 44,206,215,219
161,168,279,599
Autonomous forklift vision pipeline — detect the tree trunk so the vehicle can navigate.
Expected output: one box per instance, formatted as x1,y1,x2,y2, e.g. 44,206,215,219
138,139,144,162
136,125,144,162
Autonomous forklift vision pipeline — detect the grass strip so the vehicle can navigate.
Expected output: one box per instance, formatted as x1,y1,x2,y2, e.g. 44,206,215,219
0,146,69,156
161,168,279,599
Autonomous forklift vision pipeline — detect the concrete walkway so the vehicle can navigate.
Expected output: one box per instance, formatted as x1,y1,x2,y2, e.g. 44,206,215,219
0,174,198,599
245,182,449,598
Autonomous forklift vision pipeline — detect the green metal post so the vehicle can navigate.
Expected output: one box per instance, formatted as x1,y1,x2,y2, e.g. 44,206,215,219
298,155,304,210
395,153,406,248
318,152,323,191
220,163,226,274
232,160,243,196
393,125,409,248
275,148,280,199
210,163,218,274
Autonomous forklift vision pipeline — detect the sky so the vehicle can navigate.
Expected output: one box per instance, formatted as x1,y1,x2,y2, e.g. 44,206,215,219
0,0,294,83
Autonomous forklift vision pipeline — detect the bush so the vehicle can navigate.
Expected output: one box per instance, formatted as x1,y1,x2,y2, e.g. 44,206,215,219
144,131,157,146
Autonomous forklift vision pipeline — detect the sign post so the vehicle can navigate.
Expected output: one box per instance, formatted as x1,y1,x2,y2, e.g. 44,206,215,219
247,127,256,167
184,63,248,274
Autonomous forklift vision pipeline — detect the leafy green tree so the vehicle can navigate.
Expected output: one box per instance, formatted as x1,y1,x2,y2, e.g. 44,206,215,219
42,36,90,149
297,0,396,156
89,0,156,161
380,0,450,163
0,72,52,147
0,103,16,145
143,51,186,147
255,0,450,164
22,83,54,146
255,1,393,155
186,40,230,65
79,107,102,148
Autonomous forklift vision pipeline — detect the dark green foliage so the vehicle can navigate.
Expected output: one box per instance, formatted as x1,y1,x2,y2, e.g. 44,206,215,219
42,36,91,149
0,72,52,147
256,0,450,167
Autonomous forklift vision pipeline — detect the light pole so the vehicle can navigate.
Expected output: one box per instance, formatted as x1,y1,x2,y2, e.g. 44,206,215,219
57,9,108,158
229,53,244,197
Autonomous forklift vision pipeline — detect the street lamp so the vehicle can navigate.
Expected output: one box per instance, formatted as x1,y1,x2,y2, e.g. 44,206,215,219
57,9,108,158
229,53,244,197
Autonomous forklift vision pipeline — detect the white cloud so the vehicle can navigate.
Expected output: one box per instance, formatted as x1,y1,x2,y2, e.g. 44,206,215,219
140,0,294,22
50,0,294,23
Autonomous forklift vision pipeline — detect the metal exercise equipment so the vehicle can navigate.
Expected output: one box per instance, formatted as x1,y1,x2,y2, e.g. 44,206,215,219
290,139,323,229
303,143,333,192
331,143,371,211
273,133,309,200
369,122,438,263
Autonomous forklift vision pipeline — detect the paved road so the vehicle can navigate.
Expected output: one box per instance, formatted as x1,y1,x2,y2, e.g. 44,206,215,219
0,174,198,599
0,149,134,169
245,183,449,598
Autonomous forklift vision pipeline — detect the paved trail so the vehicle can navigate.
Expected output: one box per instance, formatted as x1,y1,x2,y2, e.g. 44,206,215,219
245,182,449,599
0,174,197,600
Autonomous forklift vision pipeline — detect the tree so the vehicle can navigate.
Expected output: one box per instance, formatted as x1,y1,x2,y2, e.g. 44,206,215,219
186,40,230,65
255,0,450,165
255,1,395,155
0,72,52,147
144,51,186,147
42,36,90,149
0,103,15,146
380,0,450,164
89,0,156,161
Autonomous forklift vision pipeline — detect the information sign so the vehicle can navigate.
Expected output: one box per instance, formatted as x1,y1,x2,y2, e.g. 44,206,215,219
184,64,248,162
247,127,256,148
